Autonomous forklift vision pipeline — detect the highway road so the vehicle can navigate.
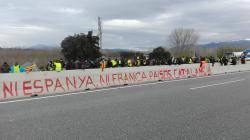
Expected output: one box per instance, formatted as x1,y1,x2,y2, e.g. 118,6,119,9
0,71,250,140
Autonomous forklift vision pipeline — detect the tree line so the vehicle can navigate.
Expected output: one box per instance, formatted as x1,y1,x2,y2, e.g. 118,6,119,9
61,28,201,63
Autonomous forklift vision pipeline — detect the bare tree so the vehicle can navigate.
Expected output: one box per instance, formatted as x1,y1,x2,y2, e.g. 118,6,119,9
169,28,200,57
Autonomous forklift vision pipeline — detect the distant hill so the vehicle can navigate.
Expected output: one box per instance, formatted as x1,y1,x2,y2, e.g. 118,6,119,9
200,39,250,49
29,44,60,50
3,39,250,53
101,48,131,53
101,47,152,53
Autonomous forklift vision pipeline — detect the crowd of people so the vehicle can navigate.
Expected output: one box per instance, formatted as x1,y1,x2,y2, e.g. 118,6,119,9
0,55,246,73
219,56,246,66
0,62,28,73
61,56,209,71
44,56,219,71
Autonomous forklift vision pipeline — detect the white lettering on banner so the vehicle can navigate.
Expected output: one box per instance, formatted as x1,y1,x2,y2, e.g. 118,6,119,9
0,64,211,100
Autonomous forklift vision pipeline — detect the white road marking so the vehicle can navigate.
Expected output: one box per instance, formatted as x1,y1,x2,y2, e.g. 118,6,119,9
0,71,249,105
190,79,245,90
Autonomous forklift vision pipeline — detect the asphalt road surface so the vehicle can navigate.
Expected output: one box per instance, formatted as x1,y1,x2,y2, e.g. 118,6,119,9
1,72,250,140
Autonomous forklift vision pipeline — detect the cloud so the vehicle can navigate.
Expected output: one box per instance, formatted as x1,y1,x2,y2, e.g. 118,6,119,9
10,25,53,31
53,7,84,14
1,0,250,48
104,19,148,29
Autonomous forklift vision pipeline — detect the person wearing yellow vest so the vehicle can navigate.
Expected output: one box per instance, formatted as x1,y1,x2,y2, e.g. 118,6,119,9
13,62,20,73
111,59,117,68
127,59,132,67
136,57,141,66
54,61,62,72
189,57,193,64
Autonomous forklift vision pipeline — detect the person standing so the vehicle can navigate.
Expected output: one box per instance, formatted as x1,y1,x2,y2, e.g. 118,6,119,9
127,59,132,67
47,61,54,71
118,59,122,67
11,62,20,73
111,59,116,68
210,57,216,67
1,62,10,73
60,59,65,70
100,59,106,71
54,60,62,72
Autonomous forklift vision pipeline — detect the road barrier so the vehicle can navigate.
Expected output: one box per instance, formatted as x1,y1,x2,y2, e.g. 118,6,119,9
0,64,213,101
211,63,250,74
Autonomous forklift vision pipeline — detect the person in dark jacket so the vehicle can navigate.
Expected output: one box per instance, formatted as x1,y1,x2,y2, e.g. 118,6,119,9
241,56,246,64
231,57,237,65
46,61,55,71
210,57,216,67
107,58,112,68
1,62,10,73
222,56,228,66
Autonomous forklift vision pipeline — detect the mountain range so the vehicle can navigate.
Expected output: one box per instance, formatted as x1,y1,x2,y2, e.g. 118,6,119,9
13,39,250,51
200,39,250,49
29,44,60,50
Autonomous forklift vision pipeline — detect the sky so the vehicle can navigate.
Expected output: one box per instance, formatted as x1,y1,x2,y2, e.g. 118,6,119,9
1,0,250,49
